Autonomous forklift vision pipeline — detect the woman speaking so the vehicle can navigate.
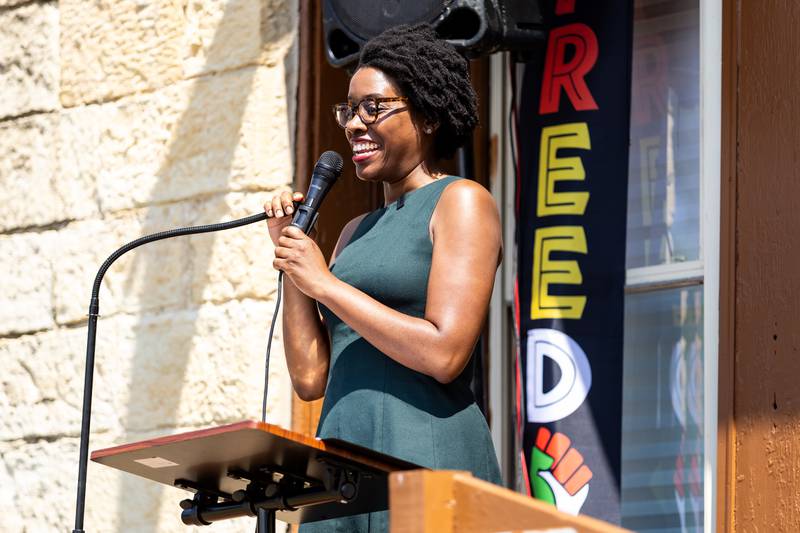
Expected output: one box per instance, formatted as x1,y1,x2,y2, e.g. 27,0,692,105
264,23,502,532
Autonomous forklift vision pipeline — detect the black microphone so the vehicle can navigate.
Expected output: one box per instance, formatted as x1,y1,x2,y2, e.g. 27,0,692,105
290,150,343,233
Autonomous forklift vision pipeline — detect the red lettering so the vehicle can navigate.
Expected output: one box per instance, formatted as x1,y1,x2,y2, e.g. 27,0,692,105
556,0,576,15
539,23,599,115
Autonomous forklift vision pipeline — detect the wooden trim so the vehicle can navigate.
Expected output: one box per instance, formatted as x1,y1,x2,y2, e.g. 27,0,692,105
291,391,324,437
716,0,738,530
389,470,631,533
291,0,325,441
294,0,319,193
470,57,492,189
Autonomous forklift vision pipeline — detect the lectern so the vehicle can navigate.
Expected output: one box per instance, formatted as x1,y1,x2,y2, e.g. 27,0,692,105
91,420,421,530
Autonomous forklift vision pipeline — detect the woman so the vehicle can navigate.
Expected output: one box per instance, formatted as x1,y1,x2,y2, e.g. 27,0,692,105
264,24,502,531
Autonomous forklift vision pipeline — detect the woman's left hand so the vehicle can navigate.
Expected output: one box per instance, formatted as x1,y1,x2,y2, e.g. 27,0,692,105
273,226,335,299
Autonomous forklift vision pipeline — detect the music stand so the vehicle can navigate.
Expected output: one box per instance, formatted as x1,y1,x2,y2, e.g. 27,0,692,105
91,420,421,531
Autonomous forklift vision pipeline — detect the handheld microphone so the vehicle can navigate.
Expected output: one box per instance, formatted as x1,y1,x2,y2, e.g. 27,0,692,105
290,150,344,233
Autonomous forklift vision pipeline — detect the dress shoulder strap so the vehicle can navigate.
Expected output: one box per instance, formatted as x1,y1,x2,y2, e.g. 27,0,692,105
408,175,462,224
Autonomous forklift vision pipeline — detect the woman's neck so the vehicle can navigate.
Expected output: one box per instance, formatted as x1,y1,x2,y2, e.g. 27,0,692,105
382,163,443,206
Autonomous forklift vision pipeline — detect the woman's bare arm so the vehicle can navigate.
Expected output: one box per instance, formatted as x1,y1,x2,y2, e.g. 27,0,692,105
310,180,501,383
280,276,330,401
279,211,367,400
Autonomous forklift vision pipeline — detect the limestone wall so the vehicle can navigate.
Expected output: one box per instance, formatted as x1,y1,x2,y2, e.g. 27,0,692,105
0,0,298,530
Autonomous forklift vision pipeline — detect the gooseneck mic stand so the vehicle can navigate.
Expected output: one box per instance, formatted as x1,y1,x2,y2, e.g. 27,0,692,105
71,212,268,533
74,151,343,532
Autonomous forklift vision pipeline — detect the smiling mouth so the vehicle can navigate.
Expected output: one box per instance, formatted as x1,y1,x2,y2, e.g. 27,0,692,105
352,141,381,160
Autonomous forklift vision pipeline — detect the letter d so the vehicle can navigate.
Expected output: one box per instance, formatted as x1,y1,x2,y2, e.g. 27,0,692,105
525,328,592,423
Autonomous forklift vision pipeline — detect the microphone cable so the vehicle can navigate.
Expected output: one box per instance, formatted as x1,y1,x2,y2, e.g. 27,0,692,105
261,271,283,422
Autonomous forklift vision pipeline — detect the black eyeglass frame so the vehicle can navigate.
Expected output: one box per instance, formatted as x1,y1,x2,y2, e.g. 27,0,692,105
332,96,408,128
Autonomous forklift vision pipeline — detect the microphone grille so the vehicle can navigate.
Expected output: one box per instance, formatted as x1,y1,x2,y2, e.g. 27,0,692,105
318,150,344,176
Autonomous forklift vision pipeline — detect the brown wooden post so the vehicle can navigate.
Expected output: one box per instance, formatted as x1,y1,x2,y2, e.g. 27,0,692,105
719,0,800,531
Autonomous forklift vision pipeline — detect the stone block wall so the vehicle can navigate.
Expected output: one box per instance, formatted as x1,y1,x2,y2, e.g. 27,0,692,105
0,0,298,530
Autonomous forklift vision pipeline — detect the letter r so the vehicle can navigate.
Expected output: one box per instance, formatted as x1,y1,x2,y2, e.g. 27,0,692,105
539,23,599,114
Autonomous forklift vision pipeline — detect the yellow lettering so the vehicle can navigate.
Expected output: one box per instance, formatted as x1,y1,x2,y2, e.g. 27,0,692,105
537,123,591,216
531,226,588,320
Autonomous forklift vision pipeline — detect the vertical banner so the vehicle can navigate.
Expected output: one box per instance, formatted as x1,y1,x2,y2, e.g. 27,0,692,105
516,0,633,524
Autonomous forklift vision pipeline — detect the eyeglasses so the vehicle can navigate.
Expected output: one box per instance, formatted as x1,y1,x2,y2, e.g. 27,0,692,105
332,96,408,128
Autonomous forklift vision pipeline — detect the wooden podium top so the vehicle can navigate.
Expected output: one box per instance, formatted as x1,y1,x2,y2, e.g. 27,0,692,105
92,420,420,524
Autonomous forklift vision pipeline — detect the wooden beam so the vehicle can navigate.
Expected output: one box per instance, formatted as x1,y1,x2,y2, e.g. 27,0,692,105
390,470,631,533
729,0,800,530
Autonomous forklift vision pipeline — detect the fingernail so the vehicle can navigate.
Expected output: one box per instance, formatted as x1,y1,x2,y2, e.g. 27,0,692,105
276,210,284,217
267,209,273,217
286,206,294,214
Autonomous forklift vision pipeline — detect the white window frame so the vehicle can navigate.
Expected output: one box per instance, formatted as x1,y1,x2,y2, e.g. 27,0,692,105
700,1,722,531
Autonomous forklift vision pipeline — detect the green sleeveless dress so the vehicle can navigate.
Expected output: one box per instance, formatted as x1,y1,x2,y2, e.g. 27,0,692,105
301,176,502,533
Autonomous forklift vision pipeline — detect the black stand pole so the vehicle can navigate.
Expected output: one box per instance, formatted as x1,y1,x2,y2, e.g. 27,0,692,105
71,212,267,533
256,508,275,533
72,303,98,533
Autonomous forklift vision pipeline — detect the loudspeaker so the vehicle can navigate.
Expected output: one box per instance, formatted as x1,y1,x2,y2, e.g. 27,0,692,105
323,0,546,67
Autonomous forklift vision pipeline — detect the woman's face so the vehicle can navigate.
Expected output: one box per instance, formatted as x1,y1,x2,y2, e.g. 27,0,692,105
345,67,431,183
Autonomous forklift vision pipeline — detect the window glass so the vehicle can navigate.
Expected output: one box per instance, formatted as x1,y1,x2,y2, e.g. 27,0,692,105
622,2,704,531
626,2,701,270
621,286,704,532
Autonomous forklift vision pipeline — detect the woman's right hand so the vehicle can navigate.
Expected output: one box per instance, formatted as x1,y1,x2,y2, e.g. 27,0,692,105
264,190,305,246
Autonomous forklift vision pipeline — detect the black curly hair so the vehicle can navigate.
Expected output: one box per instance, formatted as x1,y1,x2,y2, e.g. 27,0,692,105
358,23,478,161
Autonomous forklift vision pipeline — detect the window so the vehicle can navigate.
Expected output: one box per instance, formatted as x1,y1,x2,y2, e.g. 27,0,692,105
621,1,718,531
490,3,720,527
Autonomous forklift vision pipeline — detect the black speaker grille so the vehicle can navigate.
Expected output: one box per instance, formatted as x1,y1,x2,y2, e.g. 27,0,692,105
330,0,447,41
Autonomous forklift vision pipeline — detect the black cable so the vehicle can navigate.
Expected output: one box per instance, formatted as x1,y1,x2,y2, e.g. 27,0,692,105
508,59,521,219
262,272,283,422
73,211,271,533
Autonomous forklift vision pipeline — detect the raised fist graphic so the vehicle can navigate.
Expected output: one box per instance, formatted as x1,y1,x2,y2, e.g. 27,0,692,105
529,427,593,516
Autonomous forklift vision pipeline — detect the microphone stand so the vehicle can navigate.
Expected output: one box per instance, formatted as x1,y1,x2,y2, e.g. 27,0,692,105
71,212,268,533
